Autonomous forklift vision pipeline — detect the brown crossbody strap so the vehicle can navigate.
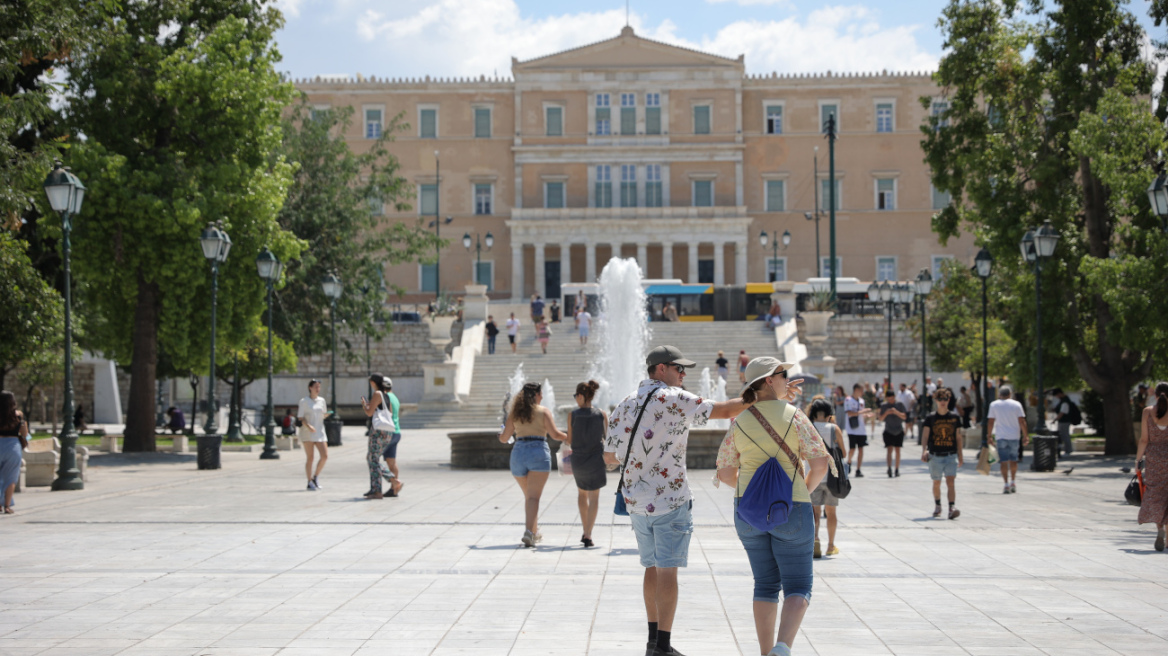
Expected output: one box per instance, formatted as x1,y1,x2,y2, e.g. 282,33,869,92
747,405,803,480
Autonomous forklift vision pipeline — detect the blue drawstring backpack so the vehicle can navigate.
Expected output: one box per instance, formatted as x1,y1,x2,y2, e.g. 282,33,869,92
736,404,802,532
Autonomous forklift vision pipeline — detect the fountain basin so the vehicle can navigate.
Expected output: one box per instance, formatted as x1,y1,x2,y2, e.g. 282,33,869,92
448,430,563,470
686,428,729,469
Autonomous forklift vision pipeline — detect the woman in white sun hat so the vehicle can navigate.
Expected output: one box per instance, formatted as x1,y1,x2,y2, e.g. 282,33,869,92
716,357,833,656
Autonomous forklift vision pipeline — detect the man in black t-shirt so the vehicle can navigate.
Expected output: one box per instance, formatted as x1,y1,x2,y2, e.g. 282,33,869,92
921,388,964,520
485,315,500,355
879,390,907,478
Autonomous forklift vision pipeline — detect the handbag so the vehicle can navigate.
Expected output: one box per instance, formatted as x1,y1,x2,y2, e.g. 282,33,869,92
826,443,851,498
735,405,800,532
372,403,395,433
848,415,860,430
614,391,655,516
1125,469,1145,507
559,448,574,476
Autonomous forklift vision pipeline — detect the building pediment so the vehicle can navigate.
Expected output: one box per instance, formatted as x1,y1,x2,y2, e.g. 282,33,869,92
512,26,743,74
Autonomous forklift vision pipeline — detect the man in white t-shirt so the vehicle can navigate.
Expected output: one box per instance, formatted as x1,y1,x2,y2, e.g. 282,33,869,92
925,376,937,398
845,383,872,477
577,309,592,346
505,313,520,354
987,385,1028,493
897,383,917,439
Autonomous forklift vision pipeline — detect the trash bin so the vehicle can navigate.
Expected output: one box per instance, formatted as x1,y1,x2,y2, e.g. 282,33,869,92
325,416,343,446
1031,435,1058,472
197,435,222,470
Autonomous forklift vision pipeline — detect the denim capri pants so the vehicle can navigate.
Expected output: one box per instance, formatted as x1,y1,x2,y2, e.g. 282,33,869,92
510,437,551,477
733,500,815,603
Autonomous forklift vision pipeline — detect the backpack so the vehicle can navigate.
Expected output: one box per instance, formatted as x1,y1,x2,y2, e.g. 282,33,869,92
735,404,801,532
1066,400,1082,425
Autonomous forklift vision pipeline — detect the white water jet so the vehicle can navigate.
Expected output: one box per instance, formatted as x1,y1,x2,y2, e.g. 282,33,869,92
541,378,557,429
708,374,730,429
589,258,650,409
499,363,527,439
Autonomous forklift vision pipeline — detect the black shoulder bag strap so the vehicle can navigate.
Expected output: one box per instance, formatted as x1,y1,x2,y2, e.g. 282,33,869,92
617,389,656,493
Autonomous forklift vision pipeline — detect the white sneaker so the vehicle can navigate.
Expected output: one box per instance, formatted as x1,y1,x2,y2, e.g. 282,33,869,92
768,643,792,656
521,530,535,548
1003,484,1010,494
1009,482,1017,493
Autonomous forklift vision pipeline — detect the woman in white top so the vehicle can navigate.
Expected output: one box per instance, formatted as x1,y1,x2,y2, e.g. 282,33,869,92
298,379,329,491
807,398,848,559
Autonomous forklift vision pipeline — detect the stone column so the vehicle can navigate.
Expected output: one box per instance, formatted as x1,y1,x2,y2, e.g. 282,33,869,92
713,240,725,286
561,242,573,283
511,243,524,301
735,239,748,286
585,242,597,282
637,243,648,276
688,242,699,283
533,242,546,299
662,241,674,279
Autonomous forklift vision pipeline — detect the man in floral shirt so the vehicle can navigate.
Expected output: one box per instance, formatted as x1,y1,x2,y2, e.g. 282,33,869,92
604,345,751,656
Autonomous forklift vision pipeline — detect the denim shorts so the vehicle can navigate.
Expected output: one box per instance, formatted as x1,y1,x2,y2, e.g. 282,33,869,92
928,453,959,480
734,500,814,603
630,500,694,569
381,433,402,459
996,439,1019,462
509,438,551,477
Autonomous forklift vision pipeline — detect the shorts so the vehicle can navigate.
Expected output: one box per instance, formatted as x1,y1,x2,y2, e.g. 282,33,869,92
509,438,551,477
717,366,728,378
809,480,839,507
579,326,590,337
630,500,694,569
381,432,402,459
882,431,905,448
734,500,814,603
848,434,868,448
508,334,516,344
928,453,959,480
996,439,1019,462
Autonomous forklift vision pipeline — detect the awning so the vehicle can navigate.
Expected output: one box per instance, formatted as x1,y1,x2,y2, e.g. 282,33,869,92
645,284,713,295
745,283,774,294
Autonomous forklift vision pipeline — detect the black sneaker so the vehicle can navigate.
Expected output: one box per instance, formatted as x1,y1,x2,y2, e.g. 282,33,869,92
895,469,900,477
645,642,657,656
312,476,321,490
307,480,318,491
654,646,687,656
887,467,893,478
856,469,864,478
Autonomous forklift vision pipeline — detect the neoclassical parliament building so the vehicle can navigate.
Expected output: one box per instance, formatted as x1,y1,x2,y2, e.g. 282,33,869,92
295,26,975,303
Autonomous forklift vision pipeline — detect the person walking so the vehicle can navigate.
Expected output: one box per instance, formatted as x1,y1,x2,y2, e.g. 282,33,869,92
844,384,872,478
550,299,561,323
73,404,86,434
499,382,567,547
1052,388,1074,457
987,385,1028,494
921,388,964,519
605,346,753,656
1136,382,1168,551
805,398,848,560
576,308,592,347
530,294,545,324
0,391,29,514
298,379,329,491
879,389,907,478
959,386,974,428
535,317,552,354
485,315,500,355
896,382,917,441
716,351,730,381
379,376,403,495
662,300,679,322
863,383,879,436
831,386,847,434
715,357,828,656
361,374,397,499
506,312,520,354
567,380,608,548
738,350,750,383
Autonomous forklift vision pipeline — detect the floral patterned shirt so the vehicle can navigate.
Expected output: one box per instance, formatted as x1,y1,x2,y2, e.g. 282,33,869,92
605,379,713,516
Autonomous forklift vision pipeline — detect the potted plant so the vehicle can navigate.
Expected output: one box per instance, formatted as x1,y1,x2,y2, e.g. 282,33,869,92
801,288,835,342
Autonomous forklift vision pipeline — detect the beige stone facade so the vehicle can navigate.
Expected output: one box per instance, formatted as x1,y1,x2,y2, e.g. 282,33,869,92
296,27,976,303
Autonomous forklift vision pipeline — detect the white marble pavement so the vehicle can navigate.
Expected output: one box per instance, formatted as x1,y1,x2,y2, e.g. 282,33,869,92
1,426,1166,656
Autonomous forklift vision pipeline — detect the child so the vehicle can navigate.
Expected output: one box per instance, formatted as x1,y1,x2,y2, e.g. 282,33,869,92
879,390,907,477
921,388,964,519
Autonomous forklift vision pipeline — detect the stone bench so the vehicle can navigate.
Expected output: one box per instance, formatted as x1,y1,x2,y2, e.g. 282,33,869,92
20,437,90,488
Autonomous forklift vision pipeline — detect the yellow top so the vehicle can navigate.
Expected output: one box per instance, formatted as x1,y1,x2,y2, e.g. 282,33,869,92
718,400,830,504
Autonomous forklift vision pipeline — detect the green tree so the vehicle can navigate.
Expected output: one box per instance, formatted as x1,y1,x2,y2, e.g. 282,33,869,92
910,259,1015,414
63,2,302,451
217,323,297,434
0,232,68,389
273,101,442,359
921,0,1167,454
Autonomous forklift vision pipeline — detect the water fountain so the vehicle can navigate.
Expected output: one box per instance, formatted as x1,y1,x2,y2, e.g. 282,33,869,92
697,368,730,430
541,378,557,428
590,258,650,409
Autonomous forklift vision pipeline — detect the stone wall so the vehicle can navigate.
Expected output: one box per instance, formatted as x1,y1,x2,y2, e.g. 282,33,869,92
3,363,97,425
798,315,926,373
295,323,445,378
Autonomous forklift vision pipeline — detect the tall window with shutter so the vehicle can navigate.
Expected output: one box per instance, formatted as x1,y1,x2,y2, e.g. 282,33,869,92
765,180,785,212
876,103,893,133
620,93,636,135
693,105,711,134
620,165,637,207
595,165,613,208
693,180,713,207
876,179,895,210
474,184,492,215
365,108,382,139
545,182,565,209
820,103,838,133
645,165,663,207
876,257,896,281
932,185,952,209
645,93,661,135
474,107,491,138
420,108,437,138
419,184,438,216
766,105,783,134
545,106,562,136
595,94,610,136
820,179,842,211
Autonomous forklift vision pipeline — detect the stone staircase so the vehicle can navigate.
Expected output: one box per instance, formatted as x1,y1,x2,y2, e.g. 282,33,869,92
398,321,784,430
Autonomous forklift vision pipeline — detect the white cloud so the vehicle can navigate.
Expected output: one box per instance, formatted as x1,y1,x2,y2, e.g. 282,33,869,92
706,0,793,6
275,0,305,19
347,0,937,78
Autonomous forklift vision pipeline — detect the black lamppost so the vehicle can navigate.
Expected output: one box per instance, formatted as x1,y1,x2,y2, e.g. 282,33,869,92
256,248,282,460
914,268,934,434
187,373,199,436
825,115,839,301
224,357,244,443
1020,221,1060,438
463,231,494,286
974,248,994,447
322,273,344,446
427,150,452,303
805,145,823,270
43,164,85,491
758,229,791,282
199,224,231,435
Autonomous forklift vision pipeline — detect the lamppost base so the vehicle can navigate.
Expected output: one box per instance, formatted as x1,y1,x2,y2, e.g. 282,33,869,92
260,425,280,459
51,470,84,491
52,429,85,491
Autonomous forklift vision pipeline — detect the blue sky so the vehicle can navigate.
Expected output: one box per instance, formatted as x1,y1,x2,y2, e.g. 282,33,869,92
274,0,1164,81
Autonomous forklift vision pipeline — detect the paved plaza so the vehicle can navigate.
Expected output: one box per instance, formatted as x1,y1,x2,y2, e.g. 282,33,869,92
2,426,1166,656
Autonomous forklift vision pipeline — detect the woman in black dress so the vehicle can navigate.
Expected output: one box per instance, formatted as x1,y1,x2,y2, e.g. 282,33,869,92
567,380,607,548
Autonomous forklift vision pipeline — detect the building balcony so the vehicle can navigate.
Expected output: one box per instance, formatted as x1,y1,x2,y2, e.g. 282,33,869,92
510,205,747,221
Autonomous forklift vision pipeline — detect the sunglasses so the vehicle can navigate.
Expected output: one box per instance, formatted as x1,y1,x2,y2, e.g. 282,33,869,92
670,363,689,374
936,394,952,402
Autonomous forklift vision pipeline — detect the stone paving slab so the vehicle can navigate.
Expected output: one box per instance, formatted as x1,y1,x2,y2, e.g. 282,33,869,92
1,426,1166,655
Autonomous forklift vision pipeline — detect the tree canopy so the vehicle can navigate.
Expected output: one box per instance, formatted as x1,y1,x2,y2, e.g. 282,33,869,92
0,231,67,390
921,0,1167,454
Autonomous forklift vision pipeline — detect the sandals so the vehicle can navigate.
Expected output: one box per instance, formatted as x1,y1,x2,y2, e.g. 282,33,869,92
2,506,13,514
363,490,384,499
581,534,594,548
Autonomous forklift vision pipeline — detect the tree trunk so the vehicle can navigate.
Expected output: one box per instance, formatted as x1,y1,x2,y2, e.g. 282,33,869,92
1101,385,1135,455
123,275,159,452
